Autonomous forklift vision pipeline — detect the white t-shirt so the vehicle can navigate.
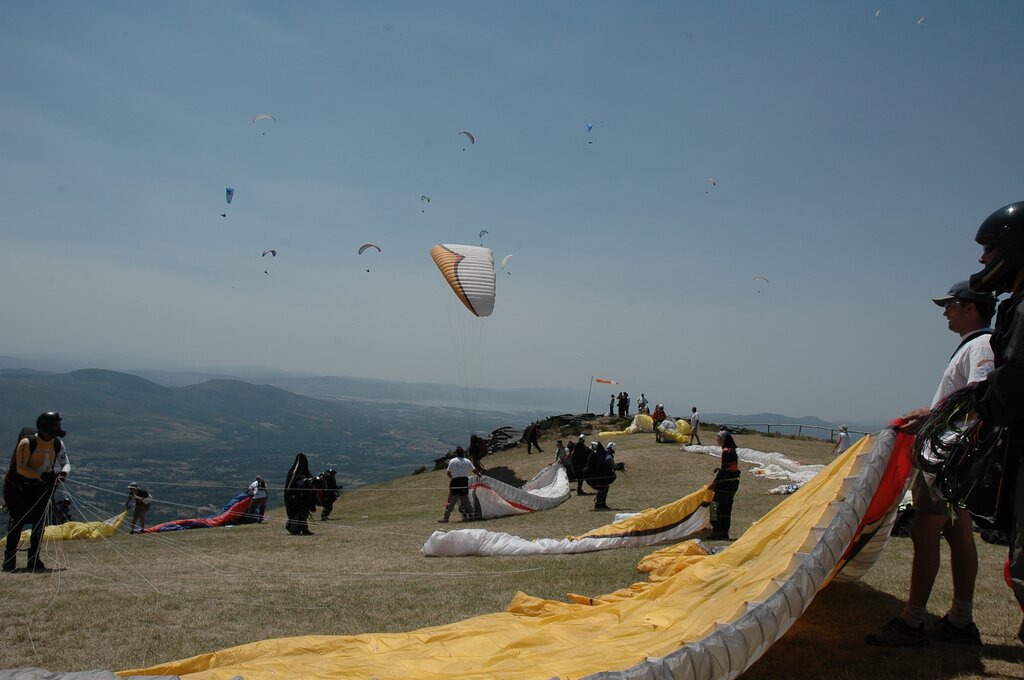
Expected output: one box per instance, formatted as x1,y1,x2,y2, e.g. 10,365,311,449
446,456,476,478
690,411,700,429
248,480,268,499
930,330,994,407
835,431,852,453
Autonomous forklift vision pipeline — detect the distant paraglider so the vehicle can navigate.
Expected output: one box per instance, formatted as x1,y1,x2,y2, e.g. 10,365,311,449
916,16,926,26
262,248,277,275
753,275,769,293
359,243,381,272
705,178,717,195
430,244,496,317
460,130,475,151
500,254,513,275
586,123,594,144
252,114,275,135
421,195,431,213
478,229,489,241
226,187,234,204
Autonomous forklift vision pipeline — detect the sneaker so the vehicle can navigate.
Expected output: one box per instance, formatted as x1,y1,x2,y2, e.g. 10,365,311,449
437,518,449,523
865,617,930,647
26,561,47,572
930,615,981,645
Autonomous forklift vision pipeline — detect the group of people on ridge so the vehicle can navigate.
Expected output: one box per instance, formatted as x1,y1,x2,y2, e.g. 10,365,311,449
554,435,617,510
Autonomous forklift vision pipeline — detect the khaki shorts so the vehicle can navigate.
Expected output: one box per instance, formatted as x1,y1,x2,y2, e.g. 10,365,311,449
911,468,954,517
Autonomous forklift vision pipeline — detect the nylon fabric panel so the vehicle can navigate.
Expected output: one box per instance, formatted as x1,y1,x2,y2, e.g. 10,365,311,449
429,244,495,317
0,510,127,548
123,431,907,680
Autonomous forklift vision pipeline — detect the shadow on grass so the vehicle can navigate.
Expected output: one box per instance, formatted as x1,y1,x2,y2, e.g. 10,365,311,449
480,465,526,487
742,581,1021,680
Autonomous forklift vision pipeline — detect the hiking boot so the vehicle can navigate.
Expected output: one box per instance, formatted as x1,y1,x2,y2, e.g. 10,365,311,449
594,504,610,510
437,518,449,523
865,617,930,647
26,561,47,572
2,562,15,573
930,615,981,646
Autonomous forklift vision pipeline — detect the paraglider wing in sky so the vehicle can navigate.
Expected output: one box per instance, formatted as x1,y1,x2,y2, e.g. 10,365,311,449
252,114,276,123
499,254,513,270
357,243,381,255
478,229,489,239
753,275,769,293
460,130,475,145
262,249,277,258
226,187,234,204
430,244,496,317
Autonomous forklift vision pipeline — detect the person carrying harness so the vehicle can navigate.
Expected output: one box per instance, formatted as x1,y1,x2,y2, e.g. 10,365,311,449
3,412,70,572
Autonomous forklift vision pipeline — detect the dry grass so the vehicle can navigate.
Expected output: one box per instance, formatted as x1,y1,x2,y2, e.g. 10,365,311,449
1,420,1021,678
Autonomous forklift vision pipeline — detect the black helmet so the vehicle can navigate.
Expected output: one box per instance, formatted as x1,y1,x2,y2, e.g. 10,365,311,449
36,411,66,438
970,201,1024,294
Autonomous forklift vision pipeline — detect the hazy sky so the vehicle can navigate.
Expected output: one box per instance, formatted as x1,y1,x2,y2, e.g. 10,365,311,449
2,2,1022,423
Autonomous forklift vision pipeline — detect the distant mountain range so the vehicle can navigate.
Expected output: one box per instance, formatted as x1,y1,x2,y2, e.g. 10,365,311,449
0,355,885,521
0,367,546,521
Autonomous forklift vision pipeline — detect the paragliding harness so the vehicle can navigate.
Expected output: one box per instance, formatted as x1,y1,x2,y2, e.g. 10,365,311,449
912,386,1015,531
4,432,62,504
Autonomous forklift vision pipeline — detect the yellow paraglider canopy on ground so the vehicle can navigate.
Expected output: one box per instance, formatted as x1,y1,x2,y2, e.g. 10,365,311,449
0,510,127,548
123,432,908,680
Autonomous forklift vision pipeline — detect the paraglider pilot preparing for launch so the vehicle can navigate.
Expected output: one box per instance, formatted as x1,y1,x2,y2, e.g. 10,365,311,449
4,412,70,572
284,453,317,536
707,430,741,541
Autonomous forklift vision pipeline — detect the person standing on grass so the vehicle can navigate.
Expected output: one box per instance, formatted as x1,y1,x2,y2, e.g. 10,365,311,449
866,279,995,647
965,202,1024,646
571,434,589,495
584,441,617,510
609,394,616,417
690,407,702,445
652,404,667,442
284,453,317,536
831,425,853,456
707,429,740,541
247,475,268,523
468,434,488,474
439,447,476,523
526,421,543,454
125,482,153,534
3,413,69,572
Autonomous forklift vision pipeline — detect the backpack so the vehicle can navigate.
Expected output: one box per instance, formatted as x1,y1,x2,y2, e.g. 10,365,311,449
4,430,63,503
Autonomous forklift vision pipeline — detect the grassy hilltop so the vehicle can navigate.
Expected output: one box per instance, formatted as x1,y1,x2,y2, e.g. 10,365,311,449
1,419,1021,678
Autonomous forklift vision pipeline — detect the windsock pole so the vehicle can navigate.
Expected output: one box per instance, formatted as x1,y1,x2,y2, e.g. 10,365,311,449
586,376,594,413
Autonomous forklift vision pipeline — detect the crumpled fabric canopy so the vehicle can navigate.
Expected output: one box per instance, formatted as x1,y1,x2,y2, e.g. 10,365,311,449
422,487,711,556
123,428,912,680
463,462,569,520
0,511,127,549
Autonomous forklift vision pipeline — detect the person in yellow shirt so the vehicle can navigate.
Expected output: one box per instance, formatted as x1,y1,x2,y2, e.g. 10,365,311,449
3,412,68,572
